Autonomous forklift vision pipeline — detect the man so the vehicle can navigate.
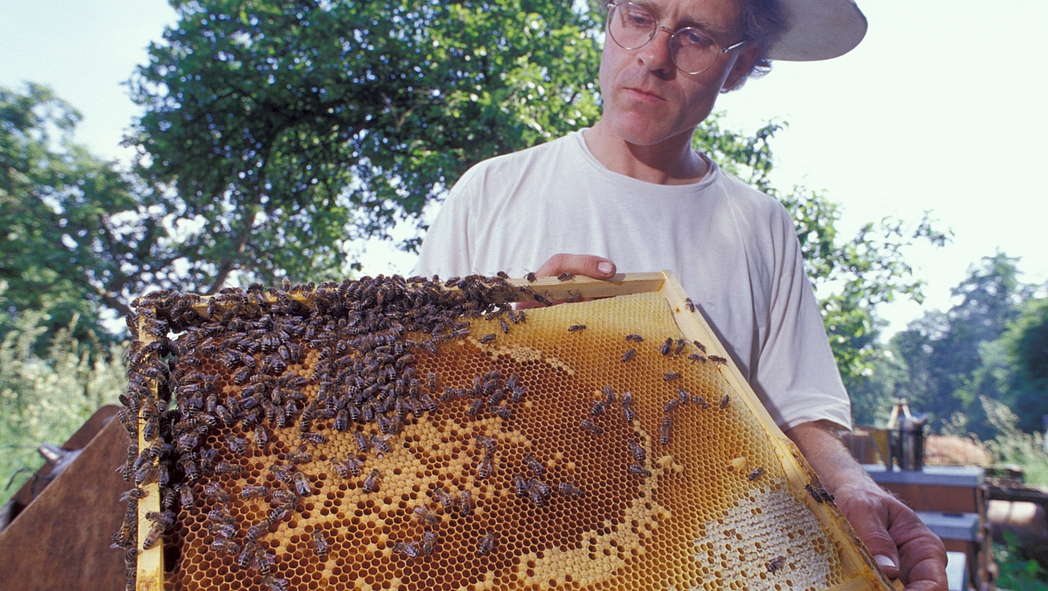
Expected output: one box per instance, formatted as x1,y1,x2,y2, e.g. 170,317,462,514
414,0,948,588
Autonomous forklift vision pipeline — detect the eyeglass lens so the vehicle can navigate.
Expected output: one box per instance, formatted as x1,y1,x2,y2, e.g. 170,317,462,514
607,2,723,75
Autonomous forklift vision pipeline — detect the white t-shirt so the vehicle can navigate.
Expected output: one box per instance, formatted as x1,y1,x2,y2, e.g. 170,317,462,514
413,130,851,431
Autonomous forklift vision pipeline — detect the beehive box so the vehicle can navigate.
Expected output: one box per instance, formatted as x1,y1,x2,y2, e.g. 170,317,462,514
117,272,894,591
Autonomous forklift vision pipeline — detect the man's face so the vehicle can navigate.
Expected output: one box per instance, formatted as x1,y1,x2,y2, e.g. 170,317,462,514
598,0,754,149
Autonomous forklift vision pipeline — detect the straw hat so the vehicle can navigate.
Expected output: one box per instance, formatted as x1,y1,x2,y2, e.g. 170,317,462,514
768,0,868,61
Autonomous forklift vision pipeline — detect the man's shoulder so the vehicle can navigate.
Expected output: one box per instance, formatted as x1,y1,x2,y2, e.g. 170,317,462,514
464,132,582,177
711,166,791,220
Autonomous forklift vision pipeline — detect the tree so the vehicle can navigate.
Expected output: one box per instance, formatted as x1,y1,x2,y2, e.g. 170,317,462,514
0,83,163,342
858,254,1038,437
128,0,604,292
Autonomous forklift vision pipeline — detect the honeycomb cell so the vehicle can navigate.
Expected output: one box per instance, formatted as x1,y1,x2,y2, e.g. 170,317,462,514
122,276,889,591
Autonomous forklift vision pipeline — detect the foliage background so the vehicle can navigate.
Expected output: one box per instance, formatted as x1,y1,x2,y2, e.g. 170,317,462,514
2,1,1046,580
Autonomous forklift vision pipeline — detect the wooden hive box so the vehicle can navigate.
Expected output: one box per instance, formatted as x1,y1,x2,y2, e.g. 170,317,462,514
120,272,894,591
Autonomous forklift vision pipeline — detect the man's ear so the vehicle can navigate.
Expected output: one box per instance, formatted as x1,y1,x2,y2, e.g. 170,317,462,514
722,44,761,92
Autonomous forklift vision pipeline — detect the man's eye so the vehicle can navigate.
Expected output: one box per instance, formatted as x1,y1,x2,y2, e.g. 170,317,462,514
622,9,654,28
677,28,716,48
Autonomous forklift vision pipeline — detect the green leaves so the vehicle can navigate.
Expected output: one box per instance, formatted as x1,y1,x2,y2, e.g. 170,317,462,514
128,0,602,290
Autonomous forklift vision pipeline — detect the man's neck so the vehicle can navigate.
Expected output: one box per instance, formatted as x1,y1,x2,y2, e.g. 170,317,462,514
582,121,709,185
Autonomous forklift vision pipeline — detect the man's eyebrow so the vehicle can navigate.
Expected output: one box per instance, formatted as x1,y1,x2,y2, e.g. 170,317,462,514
630,0,734,37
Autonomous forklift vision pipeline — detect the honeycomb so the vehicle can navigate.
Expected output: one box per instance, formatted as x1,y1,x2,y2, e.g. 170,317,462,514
117,274,892,591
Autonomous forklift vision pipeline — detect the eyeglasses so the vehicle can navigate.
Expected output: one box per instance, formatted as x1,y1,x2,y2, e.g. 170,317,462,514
605,1,746,75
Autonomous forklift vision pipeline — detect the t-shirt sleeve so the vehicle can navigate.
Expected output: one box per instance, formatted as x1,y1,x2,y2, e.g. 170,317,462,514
751,205,852,432
411,168,479,279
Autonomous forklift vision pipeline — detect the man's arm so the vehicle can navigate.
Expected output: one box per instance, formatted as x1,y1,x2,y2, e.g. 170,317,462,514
786,420,949,591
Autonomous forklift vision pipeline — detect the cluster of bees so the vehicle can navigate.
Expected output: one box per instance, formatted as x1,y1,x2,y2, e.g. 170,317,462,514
116,274,543,590
114,273,862,591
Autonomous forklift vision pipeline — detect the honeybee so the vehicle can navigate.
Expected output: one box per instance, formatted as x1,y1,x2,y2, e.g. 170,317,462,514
590,400,606,416
240,485,269,500
210,536,241,555
287,447,312,465
334,408,350,431
477,455,495,480
353,431,369,453
525,272,537,282
663,371,681,382
413,505,441,526
331,459,351,478
694,395,709,409
293,471,313,496
621,348,636,362
301,432,327,445
719,394,731,409
313,530,329,559
523,454,544,476
660,338,673,355
567,324,586,332
141,522,165,550
663,398,680,413
709,355,728,365
363,469,380,493
688,353,707,363
478,531,497,555
622,404,635,423
422,531,438,556
432,487,455,511
556,481,583,497
394,540,420,558
175,483,193,507
479,333,496,344
533,293,552,307
557,272,574,281
621,391,633,405
119,487,148,502
347,457,364,477
693,340,707,353
499,318,510,334
580,419,603,435
371,434,392,453
253,425,269,450
491,405,512,420
659,416,672,445
625,334,644,342
628,440,646,462
226,434,249,454
684,298,696,312
475,435,497,454
748,467,764,481
767,556,784,573
427,372,439,391
513,474,528,497
203,482,229,502
458,490,474,516
510,385,528,403
627,464,653,478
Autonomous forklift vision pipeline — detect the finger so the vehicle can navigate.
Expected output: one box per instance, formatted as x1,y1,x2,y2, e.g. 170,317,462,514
836,496,901,579
890,512,949,591
533,253,616,280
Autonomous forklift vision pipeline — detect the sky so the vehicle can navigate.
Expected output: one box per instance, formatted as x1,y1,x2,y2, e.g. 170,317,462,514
3,1,1047,338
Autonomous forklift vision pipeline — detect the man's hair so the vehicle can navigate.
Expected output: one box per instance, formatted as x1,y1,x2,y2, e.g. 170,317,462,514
731,0,788,90
594,0,788,90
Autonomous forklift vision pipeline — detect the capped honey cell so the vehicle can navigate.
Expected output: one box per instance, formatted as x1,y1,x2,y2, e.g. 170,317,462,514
120,274,892,591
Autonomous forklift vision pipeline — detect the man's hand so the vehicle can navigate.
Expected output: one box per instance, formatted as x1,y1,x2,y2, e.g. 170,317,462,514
833,482,950,591
786,421,948,591
533,253,616,280
516,254,618,309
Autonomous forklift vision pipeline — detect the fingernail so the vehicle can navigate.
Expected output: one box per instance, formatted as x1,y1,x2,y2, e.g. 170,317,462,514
597,261,614,275
874,555,896,570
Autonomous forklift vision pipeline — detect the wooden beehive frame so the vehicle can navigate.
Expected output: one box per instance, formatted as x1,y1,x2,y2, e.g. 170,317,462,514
129,271,894,591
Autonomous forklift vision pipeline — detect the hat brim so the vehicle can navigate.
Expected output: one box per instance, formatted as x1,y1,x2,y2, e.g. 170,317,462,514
767,0,868,61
